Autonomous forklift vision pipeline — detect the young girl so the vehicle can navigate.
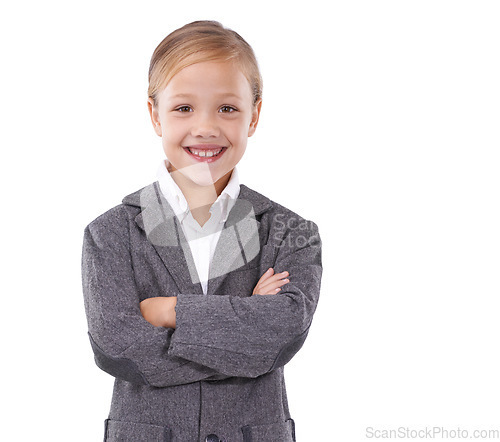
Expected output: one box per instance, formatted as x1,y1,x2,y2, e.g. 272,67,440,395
82,20,322,442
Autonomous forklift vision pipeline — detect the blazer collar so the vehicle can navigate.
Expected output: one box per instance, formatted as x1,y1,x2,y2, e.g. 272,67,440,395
121,181,273,296
122,181,272,216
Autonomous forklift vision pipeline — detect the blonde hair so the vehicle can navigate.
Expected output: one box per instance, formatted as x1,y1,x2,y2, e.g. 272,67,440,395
148,20,263,108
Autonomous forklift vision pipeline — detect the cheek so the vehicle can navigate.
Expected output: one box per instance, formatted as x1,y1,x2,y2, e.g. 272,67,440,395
226,120,251,143
162,120,185,143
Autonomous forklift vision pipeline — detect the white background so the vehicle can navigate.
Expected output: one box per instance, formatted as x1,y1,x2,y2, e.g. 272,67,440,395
1,1,499,440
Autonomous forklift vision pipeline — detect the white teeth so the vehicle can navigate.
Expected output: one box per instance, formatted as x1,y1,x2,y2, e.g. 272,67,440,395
188,148,223,157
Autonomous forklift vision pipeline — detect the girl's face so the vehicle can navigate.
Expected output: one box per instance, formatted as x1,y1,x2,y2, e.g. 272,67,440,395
148,60,262,189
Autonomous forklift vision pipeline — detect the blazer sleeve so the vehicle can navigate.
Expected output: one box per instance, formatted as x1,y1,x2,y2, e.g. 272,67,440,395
81,210,232,388
167,217,322,378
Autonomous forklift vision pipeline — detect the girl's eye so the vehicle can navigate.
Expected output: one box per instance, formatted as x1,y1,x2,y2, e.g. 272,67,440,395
219,106,237,113
175,106,192,113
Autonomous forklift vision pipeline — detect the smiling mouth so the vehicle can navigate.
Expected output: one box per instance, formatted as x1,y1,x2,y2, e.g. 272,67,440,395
183,145,227,162
187,147,224,157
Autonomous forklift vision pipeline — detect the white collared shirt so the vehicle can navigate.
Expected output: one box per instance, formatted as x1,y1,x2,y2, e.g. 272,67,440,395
156,158,240,294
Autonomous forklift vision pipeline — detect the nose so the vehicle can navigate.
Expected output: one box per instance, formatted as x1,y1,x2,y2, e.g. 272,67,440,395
191,112,220,138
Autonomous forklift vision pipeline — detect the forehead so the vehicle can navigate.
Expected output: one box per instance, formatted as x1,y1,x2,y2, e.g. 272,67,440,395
161,61,252,101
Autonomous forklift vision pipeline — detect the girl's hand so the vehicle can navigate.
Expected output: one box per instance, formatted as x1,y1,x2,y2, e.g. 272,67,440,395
140,296,177,328
252,268,290,296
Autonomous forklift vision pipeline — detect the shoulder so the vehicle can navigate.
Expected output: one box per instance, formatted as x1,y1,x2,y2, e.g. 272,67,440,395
241,183,318,228
240,184,321,249
84,182,148,239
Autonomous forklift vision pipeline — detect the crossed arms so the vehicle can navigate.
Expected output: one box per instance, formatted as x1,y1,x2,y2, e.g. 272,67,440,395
81,207,322,387
139,266,290,328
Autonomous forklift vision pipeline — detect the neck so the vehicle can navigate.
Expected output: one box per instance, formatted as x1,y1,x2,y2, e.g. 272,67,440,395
168,164,233,212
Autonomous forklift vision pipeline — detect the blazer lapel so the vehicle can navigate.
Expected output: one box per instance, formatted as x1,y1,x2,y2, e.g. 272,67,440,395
126,181,203,295
122,181,273,296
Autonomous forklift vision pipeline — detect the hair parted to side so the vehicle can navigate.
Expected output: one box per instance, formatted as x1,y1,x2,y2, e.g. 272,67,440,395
148,20,263,108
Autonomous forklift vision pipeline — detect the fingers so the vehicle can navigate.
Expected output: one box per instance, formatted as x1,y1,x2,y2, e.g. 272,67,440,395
258,274,289,294
258,268,288,283
257,267,275,281
253,268,290,296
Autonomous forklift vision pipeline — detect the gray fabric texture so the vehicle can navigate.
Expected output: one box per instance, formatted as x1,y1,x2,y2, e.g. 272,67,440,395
81,181,322,442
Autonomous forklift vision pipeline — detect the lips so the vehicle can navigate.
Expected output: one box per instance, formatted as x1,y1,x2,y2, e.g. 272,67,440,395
183,144,227,162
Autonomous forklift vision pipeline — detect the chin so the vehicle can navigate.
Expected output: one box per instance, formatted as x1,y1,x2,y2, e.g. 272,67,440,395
184,169,221,188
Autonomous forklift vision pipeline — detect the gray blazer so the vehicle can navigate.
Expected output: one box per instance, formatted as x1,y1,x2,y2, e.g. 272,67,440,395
81,180,322,442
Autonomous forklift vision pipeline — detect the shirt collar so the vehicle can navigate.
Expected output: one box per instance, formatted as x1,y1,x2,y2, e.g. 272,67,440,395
156,158,240,224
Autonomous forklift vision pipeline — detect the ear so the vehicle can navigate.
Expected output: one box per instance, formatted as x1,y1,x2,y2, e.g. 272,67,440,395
147,98,162,137
248,99,262,137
